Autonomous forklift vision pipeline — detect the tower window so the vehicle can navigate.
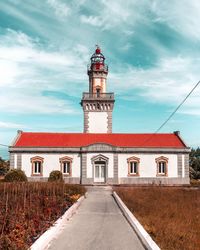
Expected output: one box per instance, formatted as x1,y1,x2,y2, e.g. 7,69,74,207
96,88,101,97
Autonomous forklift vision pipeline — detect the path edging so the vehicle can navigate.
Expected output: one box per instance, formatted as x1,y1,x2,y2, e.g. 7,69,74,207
113,191,160,250
30,194,86,250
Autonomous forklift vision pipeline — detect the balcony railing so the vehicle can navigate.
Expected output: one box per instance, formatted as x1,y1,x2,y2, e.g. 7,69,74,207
87,64,108,72
82,92,114,100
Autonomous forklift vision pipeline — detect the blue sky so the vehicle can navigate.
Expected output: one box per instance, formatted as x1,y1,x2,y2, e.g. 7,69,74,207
1,0,200,159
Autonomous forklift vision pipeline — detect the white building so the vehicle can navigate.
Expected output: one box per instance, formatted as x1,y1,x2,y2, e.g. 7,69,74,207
9,46,190,185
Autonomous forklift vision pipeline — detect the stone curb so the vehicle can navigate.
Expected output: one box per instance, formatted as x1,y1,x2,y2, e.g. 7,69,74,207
30,194,86,250
113,192,160,250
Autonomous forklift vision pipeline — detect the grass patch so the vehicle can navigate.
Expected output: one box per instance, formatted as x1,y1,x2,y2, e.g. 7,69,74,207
0,182,86,249
115,187,200,250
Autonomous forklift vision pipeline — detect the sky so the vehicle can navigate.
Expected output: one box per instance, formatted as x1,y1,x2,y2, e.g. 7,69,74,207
0,0,200,159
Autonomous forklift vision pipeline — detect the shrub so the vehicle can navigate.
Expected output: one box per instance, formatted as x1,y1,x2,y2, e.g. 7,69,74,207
48,170,63,182
0,158,9,176
4,169,27,182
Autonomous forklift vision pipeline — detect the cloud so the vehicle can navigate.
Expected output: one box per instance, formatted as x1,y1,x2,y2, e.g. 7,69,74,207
0,121,25,129
110,55,200,115
0,29,86,114
80,15,104,27
79,0,140,30
47,0,70,19
151,0,200,41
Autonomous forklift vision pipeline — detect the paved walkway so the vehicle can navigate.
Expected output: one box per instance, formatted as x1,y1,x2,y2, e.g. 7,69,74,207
48,186,144,250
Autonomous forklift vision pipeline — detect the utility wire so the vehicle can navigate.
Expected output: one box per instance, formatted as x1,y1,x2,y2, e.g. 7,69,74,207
0,143,9,147
141,80,200,146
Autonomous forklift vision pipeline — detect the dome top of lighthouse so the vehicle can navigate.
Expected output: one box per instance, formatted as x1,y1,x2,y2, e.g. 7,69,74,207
91,45,105,64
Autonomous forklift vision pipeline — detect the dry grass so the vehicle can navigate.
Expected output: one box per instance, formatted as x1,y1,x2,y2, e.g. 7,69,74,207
0,182,86,249
115,187,200,250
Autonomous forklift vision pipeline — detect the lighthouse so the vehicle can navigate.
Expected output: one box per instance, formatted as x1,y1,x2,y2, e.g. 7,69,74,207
81,46,115,133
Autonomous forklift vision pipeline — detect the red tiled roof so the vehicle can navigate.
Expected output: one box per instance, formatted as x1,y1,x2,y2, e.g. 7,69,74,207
13,132,187,148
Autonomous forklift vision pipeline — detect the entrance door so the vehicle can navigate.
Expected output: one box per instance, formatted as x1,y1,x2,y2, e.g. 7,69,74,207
94,164,105,183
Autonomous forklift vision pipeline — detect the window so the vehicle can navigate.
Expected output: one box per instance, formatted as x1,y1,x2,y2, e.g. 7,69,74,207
62,162,70,175
59,156,72,176
34,161,41,174
96,88,101,97
127,156,140,176
156,156,168,176
130,162,138,174
30,156,44,176
158,162,166,174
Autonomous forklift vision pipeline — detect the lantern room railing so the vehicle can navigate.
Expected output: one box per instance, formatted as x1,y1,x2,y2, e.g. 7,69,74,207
87,64,108,72
82,92,114,100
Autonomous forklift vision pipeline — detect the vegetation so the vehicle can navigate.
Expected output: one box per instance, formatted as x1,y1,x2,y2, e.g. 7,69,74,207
115,187,200,250
190,147,200,179
0,182,86,249
48,170,63,182
0,157,9,176
4,169,28,182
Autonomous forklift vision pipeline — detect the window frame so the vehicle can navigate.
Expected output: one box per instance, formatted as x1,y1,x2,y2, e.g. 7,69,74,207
127,156,140,176
30,156,44,176
155,156,168,176
59,156,73,176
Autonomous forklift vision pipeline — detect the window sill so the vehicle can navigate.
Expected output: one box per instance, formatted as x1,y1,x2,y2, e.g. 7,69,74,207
128,174,140,177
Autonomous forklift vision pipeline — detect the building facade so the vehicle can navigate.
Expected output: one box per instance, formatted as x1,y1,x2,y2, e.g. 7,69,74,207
9,47,190,185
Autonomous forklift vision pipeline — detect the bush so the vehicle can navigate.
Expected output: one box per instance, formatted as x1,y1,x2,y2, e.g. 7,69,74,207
48,170,63,182
4,169,27,182
0,158,9,176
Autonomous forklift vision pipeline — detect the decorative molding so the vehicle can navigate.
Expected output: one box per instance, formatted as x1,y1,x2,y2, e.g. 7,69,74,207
59,156,73,176
155,156,168,177
82,143,115,152
127,156,140,176
9,146,191,154
30,156,44,177
91,153,109,163
91,153,109,184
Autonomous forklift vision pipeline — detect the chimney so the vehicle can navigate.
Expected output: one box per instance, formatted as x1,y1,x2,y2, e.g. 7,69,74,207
174,131,180,136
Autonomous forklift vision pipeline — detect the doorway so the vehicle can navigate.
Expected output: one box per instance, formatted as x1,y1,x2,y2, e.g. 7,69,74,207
94,161,106,183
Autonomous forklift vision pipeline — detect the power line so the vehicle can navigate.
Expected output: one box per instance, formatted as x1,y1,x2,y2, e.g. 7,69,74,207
141,80,200,146
154,80,200,133
0,144,9,147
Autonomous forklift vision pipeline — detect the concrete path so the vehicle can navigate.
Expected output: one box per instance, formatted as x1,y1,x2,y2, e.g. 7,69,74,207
48,186,144,250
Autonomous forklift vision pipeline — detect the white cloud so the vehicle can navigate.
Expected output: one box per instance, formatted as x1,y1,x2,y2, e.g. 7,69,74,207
110,55,200,115
0,29,86,114
151,0,200,40
47,0,70,19
80,0,142,30
80,15,104,27
0,121,25,129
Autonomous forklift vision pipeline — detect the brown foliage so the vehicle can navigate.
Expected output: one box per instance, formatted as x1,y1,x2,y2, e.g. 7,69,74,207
0,182,86,249
115,187,200,250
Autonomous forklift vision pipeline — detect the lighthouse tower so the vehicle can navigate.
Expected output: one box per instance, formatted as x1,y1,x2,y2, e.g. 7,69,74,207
81,46,115,133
